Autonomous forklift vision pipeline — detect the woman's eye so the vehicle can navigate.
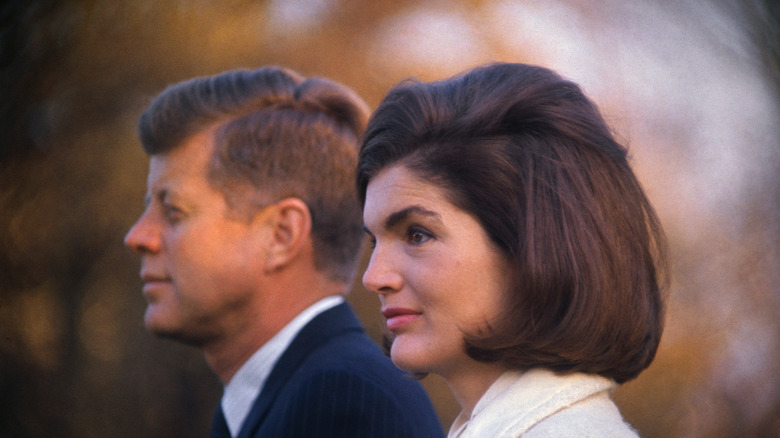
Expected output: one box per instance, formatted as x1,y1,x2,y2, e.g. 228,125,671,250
407,227,432,245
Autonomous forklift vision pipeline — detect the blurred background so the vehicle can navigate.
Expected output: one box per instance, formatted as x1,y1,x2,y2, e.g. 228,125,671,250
1,0,778,436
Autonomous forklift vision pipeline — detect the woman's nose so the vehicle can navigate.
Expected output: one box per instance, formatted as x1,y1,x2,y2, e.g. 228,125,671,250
362,245,403,295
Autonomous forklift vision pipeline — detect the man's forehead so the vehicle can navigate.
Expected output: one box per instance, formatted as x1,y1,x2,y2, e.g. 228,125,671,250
144,151,207,198
146,133,212,179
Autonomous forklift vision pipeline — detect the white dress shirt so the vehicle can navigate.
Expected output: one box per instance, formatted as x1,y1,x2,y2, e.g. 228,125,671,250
220,295,344,437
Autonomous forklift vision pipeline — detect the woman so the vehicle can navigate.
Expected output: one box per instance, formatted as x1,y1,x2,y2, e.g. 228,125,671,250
358,63,667,437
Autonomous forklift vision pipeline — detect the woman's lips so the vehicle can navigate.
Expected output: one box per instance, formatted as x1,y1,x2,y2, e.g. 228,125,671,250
382,307,421,331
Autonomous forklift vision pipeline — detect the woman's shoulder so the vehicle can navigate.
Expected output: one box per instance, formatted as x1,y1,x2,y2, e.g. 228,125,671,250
449,369,637,438
523,391,638,438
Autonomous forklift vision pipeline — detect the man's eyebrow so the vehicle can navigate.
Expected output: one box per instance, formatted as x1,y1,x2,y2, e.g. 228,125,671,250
144,189,168,207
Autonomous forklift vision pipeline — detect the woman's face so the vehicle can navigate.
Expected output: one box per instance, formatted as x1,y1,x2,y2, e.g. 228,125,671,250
362,164,512,378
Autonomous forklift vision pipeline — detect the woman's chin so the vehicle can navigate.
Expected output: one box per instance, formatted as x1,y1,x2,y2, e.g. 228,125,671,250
390,341,430,374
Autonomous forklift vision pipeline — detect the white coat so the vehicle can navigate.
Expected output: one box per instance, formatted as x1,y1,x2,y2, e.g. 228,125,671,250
448,368,638,438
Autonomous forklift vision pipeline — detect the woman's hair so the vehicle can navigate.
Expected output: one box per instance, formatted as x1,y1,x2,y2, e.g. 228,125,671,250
139,66,370,284
357,62,667,383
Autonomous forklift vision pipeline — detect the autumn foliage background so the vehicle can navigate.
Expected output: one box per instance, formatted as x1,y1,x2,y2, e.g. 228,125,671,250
1,1,779,437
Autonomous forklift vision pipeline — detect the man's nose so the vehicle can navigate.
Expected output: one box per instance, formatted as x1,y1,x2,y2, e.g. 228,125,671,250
124,210,161,254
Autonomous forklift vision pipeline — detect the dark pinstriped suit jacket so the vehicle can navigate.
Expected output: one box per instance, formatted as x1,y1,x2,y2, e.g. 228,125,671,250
210,302,445,438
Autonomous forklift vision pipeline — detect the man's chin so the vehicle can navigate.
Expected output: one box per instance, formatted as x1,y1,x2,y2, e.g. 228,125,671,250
145,320,179,339
143,310,208,346
144,309,182,339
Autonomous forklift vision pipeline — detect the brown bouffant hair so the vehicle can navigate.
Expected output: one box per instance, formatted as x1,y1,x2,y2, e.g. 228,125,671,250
357,62,667,383
139,66,370,284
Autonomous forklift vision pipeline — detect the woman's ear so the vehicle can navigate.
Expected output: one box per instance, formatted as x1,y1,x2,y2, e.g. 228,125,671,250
261,197,312,272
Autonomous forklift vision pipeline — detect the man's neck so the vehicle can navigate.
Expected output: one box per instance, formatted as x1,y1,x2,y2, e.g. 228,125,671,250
203,322,279,385
203,278,349,384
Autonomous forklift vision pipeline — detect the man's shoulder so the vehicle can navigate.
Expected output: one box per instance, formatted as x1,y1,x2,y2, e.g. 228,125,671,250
273,330,444,437
269,364,443,438
256,303,445,437
292,303,398,375
294,328,413,389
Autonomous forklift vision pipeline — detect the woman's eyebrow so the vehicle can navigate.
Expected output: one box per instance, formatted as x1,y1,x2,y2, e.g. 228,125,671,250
384,205,441,229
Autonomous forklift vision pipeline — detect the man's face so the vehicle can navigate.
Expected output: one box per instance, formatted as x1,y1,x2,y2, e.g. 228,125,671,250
124,129,266,346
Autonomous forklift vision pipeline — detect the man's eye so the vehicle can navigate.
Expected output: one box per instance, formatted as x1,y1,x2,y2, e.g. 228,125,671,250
164,205,184,222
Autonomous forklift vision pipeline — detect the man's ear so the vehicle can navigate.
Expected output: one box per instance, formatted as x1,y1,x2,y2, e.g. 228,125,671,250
261,197,312,272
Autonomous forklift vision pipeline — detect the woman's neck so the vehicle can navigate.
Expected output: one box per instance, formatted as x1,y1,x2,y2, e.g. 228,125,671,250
442,361,511,418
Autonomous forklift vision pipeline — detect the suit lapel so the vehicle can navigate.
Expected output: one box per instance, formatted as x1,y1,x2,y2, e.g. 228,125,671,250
236,302,363,438
209,404,231,438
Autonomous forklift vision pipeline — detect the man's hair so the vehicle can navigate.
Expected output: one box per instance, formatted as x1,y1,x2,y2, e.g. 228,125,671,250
139,66,370,284
357,62,668,383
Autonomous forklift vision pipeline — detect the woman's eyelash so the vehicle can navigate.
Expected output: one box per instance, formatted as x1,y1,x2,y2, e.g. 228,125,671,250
407,226,433,245
363,225,433,248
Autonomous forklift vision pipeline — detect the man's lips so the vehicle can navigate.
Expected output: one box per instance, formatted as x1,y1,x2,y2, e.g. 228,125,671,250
381,307,421,331
141,273,170,283
140,273,171,295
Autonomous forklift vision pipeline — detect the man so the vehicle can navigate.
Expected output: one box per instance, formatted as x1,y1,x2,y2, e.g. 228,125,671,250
124,66,444,438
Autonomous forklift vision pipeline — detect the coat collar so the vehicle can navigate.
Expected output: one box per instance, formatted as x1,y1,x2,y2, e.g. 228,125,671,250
449,368,616,437
236,302,363,438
